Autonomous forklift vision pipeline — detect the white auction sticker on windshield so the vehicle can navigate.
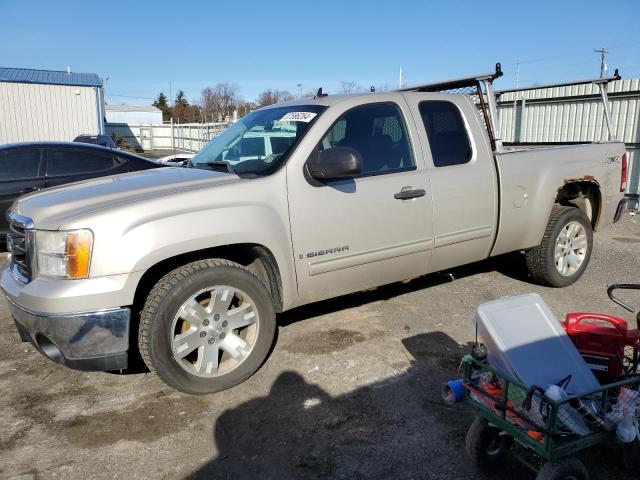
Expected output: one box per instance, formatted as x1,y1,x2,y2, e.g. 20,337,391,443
280,112,317,122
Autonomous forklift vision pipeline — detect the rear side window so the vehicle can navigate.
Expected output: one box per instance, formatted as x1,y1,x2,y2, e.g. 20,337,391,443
0,149,42,181
319,102,414,175
419,101,472,167
47,149,122,176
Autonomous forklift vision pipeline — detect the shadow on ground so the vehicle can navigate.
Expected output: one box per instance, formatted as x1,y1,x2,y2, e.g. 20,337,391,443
278,252,529,326
187,330,633,480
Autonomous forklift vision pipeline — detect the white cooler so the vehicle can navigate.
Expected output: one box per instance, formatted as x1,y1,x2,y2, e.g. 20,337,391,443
473,293,599,396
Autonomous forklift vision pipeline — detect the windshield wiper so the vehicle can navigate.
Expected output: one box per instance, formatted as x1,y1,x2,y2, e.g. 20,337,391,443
194,161,236,174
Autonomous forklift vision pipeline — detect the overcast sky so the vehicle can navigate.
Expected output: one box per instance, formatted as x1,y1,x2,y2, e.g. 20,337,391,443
1,0,639,106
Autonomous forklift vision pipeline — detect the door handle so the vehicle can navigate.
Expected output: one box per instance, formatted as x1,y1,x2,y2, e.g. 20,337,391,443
394,188,426,200
19,186,41,194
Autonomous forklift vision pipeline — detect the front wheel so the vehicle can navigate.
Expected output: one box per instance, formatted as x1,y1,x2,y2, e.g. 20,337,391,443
138,259,276,394
525,205,593,287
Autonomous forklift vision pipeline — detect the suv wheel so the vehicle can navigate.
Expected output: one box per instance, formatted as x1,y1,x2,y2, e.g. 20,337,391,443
138,259,276,394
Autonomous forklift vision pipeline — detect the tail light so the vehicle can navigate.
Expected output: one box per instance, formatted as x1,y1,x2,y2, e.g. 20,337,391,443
620,152,628,193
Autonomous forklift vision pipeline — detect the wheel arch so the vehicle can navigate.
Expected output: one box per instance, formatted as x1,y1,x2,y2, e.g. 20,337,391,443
554,179,602,230
131,243,285,317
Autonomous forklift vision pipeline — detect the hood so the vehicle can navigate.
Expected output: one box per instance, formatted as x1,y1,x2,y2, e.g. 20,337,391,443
13,167,240,229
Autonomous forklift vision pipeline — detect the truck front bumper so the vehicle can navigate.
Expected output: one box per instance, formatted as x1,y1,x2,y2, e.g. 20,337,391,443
6,297,130,371
0,260,143,371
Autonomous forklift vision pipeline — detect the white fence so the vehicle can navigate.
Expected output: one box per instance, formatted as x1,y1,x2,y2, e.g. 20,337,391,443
105,122,231,153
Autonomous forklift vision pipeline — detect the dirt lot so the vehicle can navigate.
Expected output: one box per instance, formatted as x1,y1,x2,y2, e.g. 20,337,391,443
1,214,639,480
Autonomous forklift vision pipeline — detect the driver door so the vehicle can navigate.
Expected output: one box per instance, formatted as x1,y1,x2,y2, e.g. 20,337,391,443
286,99,434,304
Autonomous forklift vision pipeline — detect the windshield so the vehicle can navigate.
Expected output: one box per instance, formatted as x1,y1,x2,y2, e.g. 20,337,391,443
189,105,326,175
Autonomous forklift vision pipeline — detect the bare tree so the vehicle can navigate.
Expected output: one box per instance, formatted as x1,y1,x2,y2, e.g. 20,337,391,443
201,82,240,121
256,89,294,107
340,80,363,94
237,100,256,118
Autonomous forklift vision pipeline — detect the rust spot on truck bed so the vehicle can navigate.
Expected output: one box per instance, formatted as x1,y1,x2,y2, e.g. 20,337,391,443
561,175,595,186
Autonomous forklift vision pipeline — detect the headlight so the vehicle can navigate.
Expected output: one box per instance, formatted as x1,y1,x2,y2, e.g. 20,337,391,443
36,230,93,279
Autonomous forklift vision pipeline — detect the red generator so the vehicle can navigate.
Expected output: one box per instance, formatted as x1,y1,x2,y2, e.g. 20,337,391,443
563,284,640,383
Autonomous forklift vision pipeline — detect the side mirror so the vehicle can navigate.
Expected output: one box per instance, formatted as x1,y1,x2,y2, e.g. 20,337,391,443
307,147,362,180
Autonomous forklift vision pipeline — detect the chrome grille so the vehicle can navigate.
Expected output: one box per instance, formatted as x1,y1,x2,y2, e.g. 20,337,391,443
7,215,32,283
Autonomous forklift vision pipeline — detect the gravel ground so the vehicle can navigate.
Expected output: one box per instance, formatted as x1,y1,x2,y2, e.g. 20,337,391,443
1,213,639,480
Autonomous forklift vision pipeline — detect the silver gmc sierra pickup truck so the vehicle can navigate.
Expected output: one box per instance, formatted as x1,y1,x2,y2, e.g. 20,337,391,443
1,65,629,393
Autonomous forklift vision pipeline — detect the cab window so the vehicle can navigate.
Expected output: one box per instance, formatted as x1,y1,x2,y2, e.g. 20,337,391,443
419,101,472,167
319,102,414,176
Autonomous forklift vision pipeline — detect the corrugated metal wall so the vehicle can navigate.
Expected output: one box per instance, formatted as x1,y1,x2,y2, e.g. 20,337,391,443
0,82,99,143
497,79,640,196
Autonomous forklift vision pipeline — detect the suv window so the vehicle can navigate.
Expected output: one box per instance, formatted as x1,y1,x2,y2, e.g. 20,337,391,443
47,149,122,176
419,101,472,167
270,136,296,156
319,102,414,175
0,149,42,181
225,137,266,160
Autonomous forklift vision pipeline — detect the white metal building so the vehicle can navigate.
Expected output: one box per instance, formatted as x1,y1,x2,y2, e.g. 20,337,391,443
0,67,105,144
105,104,162,125
497,78,640,201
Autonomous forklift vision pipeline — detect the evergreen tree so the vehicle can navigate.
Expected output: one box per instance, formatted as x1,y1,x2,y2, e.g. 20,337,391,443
175,90,188,107
152,92,172,121
173,90,199,123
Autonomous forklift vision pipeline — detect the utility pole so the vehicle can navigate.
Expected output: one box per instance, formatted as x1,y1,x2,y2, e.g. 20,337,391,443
398,67,403,89
513,63,520,109
169,82,173,107
594,48,608,78
296,83,303,99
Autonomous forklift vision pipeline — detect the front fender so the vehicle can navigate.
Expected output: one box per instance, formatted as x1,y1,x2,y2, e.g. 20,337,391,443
63,170,299,309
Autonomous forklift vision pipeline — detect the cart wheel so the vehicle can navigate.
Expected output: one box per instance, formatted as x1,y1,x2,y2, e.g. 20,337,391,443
536,459,588,480
622,438,640,472
465,416,513,468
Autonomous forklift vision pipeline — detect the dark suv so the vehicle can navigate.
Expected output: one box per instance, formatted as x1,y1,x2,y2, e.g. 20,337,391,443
0,142,162,248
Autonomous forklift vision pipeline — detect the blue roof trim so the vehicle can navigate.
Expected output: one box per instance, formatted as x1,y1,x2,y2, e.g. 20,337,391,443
0,67,102,87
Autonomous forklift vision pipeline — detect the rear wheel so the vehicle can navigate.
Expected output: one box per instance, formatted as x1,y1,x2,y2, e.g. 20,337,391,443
526,205,593,287
138,259,276,394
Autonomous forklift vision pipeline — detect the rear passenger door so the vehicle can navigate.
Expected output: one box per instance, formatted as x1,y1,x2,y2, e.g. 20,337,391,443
0,148,45,236
403,94,498,271
45,148,127,187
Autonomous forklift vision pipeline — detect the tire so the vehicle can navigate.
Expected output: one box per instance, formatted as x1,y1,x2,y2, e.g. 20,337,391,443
138,259,276,394
525,205,593,287
465,416,513,468
536,459,588,480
